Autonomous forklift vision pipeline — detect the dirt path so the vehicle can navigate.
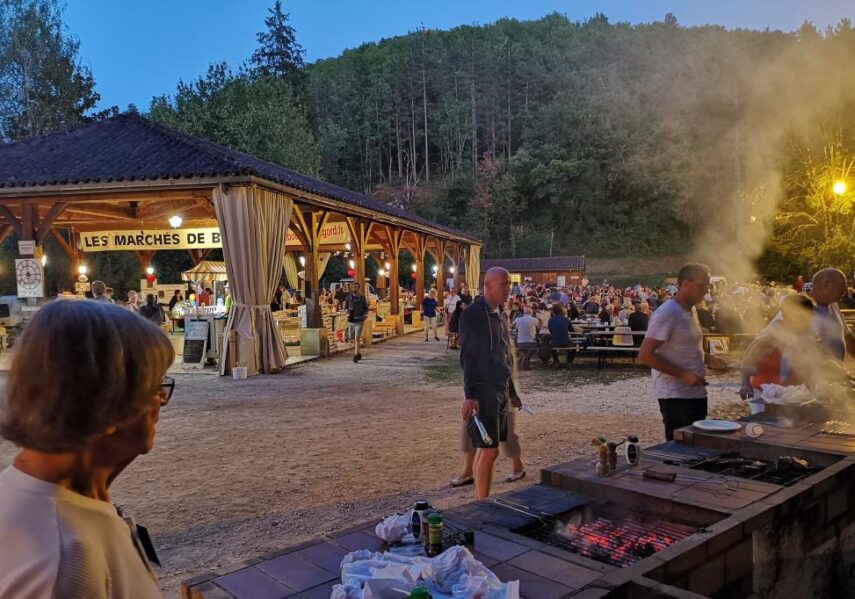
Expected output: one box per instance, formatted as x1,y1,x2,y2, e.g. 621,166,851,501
0,333,745,597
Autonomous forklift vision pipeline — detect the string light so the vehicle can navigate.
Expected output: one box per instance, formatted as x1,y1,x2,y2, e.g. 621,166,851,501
168,215,183,228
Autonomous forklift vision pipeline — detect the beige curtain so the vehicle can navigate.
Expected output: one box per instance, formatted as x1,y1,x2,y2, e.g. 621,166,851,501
214,185,292,375
467,244,481,293
283,252,299,289
316,252,332,278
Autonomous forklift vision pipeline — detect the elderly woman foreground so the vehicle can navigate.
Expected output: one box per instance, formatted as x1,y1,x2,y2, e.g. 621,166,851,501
0,299,174,598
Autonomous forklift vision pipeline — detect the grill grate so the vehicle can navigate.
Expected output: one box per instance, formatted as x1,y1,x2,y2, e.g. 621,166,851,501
519,512,695,568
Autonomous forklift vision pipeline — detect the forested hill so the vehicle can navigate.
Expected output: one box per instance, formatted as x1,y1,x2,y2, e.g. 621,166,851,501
152,11,855,273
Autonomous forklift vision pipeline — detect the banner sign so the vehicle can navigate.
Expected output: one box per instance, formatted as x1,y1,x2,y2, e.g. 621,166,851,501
80,228,223,252
286,223,350,247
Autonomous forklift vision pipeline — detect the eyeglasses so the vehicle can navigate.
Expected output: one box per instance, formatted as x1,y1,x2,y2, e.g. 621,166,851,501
159,376,175,406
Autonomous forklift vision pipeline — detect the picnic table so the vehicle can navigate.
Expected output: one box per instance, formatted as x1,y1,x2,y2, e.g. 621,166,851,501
514,329,647,369
584,330,646,368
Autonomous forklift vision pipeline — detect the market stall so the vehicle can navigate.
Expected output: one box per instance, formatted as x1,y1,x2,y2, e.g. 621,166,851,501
179,261,229,367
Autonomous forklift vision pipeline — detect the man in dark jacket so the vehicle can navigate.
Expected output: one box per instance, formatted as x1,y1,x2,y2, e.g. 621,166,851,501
459,267,522,499
345,282,369,363
139,294,164,326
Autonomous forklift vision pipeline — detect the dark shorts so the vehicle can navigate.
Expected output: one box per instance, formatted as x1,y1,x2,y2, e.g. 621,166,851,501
467,385,509,449
658,397,708,441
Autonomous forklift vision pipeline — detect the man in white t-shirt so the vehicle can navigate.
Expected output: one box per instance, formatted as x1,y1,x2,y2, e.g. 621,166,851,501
809,268,855,361
513,307,540,370
639,264,727,440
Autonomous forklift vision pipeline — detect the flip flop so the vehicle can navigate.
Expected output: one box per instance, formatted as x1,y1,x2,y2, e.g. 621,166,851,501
506,471,526,483
450,475,474,487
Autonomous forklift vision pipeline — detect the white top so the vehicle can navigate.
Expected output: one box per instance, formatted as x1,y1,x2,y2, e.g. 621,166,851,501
514,314,539,344
0,466,161,599
645,299,707,399
446,294,460,314
813,303,847,361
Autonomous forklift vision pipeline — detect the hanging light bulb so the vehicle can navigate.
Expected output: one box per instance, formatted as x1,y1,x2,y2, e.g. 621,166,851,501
345,242,352,251
299,256,306,267
41,254,47,267
432,265,439,274
349,259,355,269
78,264,87,275
449,266,455,274
385,261,391,270
168,215,183,229
412,264,417,272
146,266,155,276
377,269,385,277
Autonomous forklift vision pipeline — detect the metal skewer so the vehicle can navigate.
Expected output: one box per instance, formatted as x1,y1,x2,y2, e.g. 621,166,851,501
472,414,493,445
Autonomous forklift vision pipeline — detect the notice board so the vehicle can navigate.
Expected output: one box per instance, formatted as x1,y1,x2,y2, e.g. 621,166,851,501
182,319,209,368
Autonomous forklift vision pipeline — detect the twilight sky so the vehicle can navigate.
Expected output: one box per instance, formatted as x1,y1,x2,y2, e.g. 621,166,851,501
63,0,855,110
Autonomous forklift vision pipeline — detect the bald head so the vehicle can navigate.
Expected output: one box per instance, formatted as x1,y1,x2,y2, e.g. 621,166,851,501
812,268,846,306
483,267,511,308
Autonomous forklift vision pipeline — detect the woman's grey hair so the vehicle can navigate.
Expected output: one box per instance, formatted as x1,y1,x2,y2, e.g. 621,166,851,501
0,299,175,452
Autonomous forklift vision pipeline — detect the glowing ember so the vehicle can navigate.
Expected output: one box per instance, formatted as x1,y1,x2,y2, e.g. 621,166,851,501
555,515,695,567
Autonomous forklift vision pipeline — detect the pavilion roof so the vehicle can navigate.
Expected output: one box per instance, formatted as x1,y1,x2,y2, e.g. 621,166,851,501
0,113,478,243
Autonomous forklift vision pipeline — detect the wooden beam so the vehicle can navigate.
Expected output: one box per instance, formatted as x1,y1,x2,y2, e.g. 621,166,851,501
35,202,67,245
50,228,76,259
0,205,21,236
0,224,12,245
1,188,214,205
133,198,213,221
64,204,136,221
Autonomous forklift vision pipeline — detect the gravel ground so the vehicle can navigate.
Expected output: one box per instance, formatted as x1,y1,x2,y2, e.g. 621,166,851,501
0,333,746,597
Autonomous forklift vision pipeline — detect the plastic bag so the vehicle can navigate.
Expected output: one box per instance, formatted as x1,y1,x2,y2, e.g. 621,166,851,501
452,576,520,599
341,549,431,588
330,582,362,599
427,546,500,593
759,383,812,405
337,546,519,599
374,512,410,543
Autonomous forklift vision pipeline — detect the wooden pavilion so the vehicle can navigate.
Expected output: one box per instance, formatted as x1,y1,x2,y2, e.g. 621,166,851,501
0,113,481,374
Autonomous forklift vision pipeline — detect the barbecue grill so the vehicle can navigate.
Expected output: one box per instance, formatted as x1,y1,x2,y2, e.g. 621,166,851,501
515,503,697,568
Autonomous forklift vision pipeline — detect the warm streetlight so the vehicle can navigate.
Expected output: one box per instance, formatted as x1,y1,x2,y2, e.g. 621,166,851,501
349,259,355,269
377,269,385,277
146,266,155,275
78,264,87,275
41,255,47,267
168,215,183,228
834,181,847,196
385,261,391,270
299,256,306,267
345,242,352,251
412,264,417,272
449,266,455,274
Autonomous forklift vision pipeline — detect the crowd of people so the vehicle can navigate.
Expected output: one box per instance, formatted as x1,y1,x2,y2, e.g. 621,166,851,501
1,263,853,596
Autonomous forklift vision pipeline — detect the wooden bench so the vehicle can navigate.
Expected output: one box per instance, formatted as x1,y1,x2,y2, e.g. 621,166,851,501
583,345,641,369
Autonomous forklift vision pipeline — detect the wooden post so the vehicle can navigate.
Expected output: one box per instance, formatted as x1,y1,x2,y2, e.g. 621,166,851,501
305,247,320,328
292,206,331,330
404,232,428,310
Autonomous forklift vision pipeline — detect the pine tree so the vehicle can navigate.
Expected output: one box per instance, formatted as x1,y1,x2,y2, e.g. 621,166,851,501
251,0,304,80
0,0,99,141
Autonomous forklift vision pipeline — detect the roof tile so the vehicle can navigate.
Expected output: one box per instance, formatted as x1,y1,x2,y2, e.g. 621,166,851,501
0,113,477,242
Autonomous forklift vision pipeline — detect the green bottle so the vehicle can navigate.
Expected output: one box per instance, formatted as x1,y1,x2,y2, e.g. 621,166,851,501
409,586,430,599
427,512,443,556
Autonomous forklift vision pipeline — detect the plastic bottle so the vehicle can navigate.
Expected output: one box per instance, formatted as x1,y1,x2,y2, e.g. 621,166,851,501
625,435,641,467
411,500,429,541
427,512,444,556
409,587,431,599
